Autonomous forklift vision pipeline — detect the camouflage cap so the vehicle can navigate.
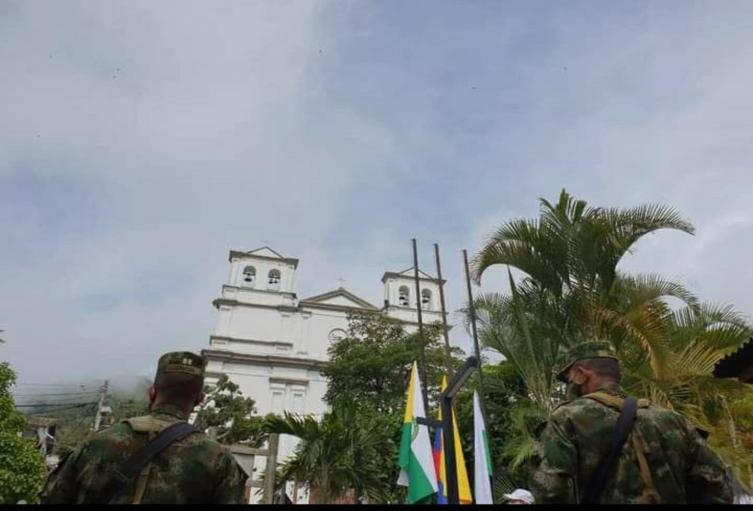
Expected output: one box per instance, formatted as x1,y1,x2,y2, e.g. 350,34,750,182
556,340,618,382
155,351,205,379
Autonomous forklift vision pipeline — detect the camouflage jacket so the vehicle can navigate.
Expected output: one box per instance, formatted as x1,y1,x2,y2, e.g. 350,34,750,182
530,383,733,504
41,404,247,504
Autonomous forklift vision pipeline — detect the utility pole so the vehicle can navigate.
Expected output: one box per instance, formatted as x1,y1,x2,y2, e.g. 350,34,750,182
92,379,109,432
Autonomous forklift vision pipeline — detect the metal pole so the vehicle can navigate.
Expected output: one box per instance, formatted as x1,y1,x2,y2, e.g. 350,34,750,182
412,239,430,412
441,395,457,505
412,238,425,338
462,250,484,388
434,243,453,379
441,356,479,505
92,379,108,432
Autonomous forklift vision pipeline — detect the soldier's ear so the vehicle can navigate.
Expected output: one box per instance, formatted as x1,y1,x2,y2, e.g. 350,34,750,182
148,385,157,403
194,391,205,407
571,365,588,384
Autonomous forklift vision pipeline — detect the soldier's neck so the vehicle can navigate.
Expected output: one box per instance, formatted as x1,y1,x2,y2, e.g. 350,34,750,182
590,379,621,394
150,401,192,420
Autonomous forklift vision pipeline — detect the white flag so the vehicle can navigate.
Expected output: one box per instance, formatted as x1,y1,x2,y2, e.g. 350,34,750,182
473,391,494,504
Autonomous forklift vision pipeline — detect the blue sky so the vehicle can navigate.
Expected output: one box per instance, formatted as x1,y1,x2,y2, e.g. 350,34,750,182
2,1,752,389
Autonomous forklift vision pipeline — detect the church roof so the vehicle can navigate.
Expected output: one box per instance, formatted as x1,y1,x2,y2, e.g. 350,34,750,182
381,267,445,284
300,287,378,311
228,246,299,268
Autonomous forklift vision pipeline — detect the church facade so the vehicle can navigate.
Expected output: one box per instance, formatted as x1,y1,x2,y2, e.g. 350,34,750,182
201,246,449,502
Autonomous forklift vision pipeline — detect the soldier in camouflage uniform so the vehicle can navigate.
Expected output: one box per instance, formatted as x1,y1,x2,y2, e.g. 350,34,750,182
41,352,247,504
530,340,733,504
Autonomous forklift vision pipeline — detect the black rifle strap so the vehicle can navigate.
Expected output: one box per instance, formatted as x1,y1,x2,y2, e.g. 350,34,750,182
581,397,638,504
100,421,198,504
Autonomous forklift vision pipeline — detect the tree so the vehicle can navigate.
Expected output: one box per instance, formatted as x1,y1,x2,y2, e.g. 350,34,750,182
263,399,397,504
193,373,267,447
323,312,465,415
318,312,467,503
472,189,699,389
470,189,752,478
0,363,47,504
108,379,151,423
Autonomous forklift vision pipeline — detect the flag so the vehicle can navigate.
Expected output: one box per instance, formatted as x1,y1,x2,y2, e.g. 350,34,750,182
398,362,438,503
433,375,473,504
432,416,446,504
473,391,494,504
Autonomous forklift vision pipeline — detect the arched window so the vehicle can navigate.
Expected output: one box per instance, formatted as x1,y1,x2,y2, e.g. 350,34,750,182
421,289,432,310
328,328,347,342
242,266,256,287
398,286,410,307
268,269,281,289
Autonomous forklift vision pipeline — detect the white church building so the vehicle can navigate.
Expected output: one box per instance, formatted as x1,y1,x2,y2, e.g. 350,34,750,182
201,246,450,502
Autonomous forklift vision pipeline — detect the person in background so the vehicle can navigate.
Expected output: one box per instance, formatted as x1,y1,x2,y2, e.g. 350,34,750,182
503,489,534,504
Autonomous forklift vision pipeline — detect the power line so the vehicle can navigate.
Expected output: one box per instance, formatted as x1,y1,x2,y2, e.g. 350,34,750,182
15,402,98,408
15,383,95,387
25,403,98,415
14,384,97,390
14,392,99,398
13,391,99,397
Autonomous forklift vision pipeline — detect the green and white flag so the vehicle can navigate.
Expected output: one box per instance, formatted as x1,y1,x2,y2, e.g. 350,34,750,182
473,391,494,504
397,361,438,503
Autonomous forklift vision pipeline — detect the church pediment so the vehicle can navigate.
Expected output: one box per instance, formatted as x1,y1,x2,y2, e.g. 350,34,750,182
300,288,378,310
247,246,284,258
228,246,299,268
381,267,445,284
399,267,435,279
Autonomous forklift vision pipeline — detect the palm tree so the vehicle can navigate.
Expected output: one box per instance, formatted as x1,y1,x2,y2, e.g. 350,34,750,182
470,189,751,474
263,400,395,504
473,189,696,339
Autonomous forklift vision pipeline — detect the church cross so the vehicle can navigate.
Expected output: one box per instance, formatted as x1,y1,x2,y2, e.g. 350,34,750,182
337,277,346,289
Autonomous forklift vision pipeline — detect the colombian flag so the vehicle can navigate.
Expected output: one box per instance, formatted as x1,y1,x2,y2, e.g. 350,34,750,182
432,375,473,504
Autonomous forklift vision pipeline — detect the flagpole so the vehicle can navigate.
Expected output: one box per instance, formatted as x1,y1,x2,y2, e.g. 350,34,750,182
434,243,453,379
462,249,484,389
412,238,429,412
463,249,495,502
442,356,478,505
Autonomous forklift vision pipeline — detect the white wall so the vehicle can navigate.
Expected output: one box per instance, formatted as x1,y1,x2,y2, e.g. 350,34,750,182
303,309,349,358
